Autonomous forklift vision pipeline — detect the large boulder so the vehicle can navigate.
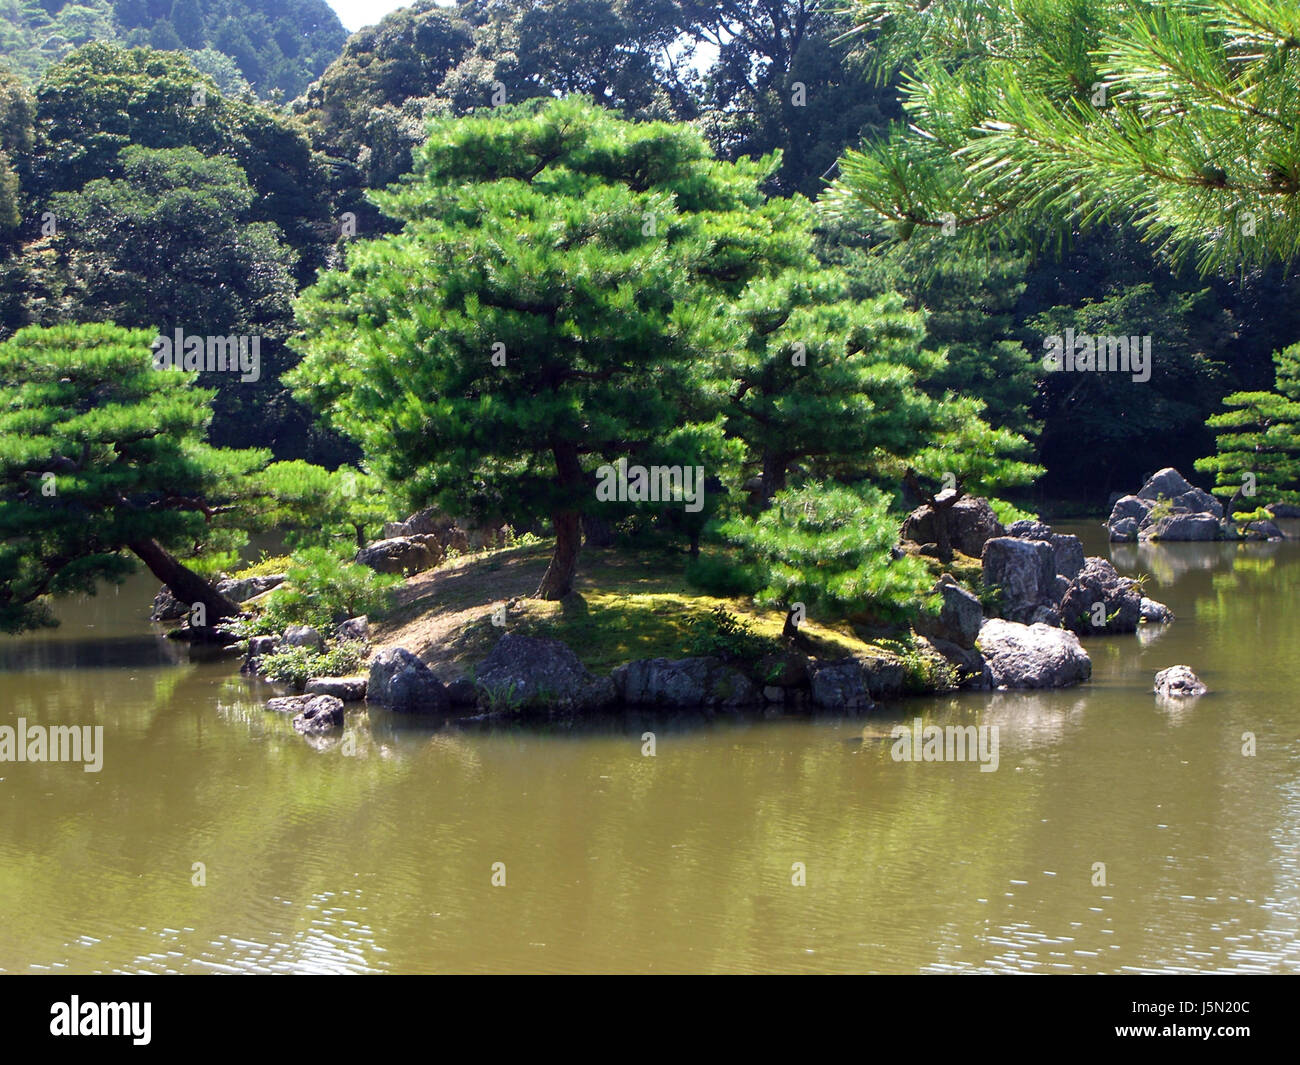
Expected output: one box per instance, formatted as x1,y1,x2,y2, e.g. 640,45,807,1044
914,574,983,649
976,619,1092,689
292,694,345,734
1050,534,1085,580
1141,513,1221,542
1139,597,1175,624
980,537,1057,622
1172,487,1223,519
1109,495,1154,525
1242,519,1286,541
808,660,874,711
901,495,1004,558
1153,665,1207,698
1005,519,1053,541
1109,516,1140,543
613,657,760,709
335,616,370,642
1059,557,1142,634
474,633,616,712
355,535,442,575
1137,467,1194,501
1266,502,1300,519
280,624,324,652
216,574,285,603
367,648,449,714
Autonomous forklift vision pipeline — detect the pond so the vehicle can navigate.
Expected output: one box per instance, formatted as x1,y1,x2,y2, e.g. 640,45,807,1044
1,522,1297,973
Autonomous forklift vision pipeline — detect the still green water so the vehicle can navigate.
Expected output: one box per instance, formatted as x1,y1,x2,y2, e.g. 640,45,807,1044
1,522,1297,974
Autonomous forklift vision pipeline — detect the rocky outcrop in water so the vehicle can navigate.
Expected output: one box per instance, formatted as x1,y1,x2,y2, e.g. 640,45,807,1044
980,536,1059,625
612,656,760,709
476,633,616,712
292,694,346,734
1059,557,1143,634
305,675,367,701
1153,665,1207,698
1106,468,1225,541
367,647,449,714
976,619,1092,689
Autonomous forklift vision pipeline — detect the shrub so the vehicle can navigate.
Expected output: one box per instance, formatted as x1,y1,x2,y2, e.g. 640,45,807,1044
236,548,400,636
684,553,764,597
685,606,782,664
258,642,366,689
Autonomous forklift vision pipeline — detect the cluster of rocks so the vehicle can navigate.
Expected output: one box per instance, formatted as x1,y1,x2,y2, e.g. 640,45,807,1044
150,573,285,622
1107,467,1287,542
355,507,514,576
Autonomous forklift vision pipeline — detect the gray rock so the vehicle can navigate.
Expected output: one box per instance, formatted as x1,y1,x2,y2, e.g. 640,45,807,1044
613,657,760,709
1050,534,1085,579
1006,519,1052,541
927,637,991,690
762,685,785,703
1109,516,1140,542
292,694,346,734
1172,488,1223,519
1108,494,1153,525
1139,597,1175,624
266,694,312,714
335,616,370,642
149,587,189,622
1153,665,1207,698
355,535,441,575
1266,502,1300,519
1060,557,1142,634
216,574,285,603
755,651,811,688
248,635,279,657
475,633,616,712
280,624,324,652
901,496,1004,557
858,654,907,700
981,537,1057,622
808,660,874,711
915,574,984,649
1242,519,1286,541
1052,574,1072,600
976,619,1092,689
305,675,368,701
1141,513,1221,541
1137,467,1195,501
367,648,449,714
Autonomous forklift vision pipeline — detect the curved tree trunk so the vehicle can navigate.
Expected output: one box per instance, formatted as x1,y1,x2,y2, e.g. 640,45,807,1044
761,452,788,508
129,538,240,621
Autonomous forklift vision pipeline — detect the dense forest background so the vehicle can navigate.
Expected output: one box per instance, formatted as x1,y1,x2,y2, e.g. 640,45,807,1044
2,0,1299,504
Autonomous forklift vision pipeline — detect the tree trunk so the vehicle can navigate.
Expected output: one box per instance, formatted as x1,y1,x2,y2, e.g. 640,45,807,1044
129,538,240,621
535,441,584,600
761,452,788,508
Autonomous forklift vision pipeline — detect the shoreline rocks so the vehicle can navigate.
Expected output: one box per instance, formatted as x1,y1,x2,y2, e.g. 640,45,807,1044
1154,665,1207,698
976,619,1092,689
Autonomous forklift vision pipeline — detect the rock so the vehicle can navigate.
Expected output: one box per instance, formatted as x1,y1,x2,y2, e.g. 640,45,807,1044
976,619,1092,689
1006,519,1052,540
1052,574,1072,601
292,694,345,734
858,654,907,700
355,535,442,575
1153,665,1207,698
335,616,369,642
280,624,324,652
1109,516,1140,542
612,657,761,709
927,637,991,690
901,496,1004,558
1172,488,1223,519
305,675,368,701
1059,557,1142,634
248,635,279,657
474,633,616,712
266,694,312,714
808,660,874,711
1137,467,1194,501
367,648,449,714
148,587,189,622
762,685,785,703
1266,502,1300,519
1109,495,1154,525
1242,519,1286,541
215,574,285,603
1139,597,1175,624
980,537,1057,622
1029,604,1063,627
914,574,983,649
1050,534,1085,579
445,677,479,707
1141,513,1221,541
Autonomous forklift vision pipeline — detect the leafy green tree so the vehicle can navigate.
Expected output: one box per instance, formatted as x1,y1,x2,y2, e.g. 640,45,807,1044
289,97,807,600
1196,343,1300,517
832,0,1300,271
0,323,280,632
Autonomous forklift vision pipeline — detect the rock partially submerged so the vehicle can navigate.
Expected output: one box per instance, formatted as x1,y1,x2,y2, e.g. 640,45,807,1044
1153,665,1207,698
305,675,368,701
367,648,449,714
976,619,1092,689
612,656,759,709
292,694,346,734
1107,468,1225,541
1059,557,1142,634
475,633,616,712
1139,597,1175,624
